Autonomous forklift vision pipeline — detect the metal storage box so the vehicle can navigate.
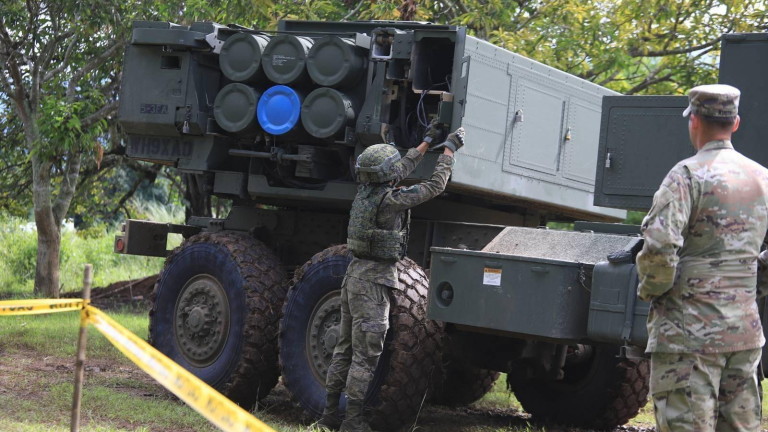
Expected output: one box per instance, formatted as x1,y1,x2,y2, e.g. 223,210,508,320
428,226,644,342
452,36,624,221
587,260,649,346
428,247,592,341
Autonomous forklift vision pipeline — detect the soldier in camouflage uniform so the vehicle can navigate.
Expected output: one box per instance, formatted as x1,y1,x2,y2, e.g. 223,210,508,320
637,84,768,432
316,123,465,432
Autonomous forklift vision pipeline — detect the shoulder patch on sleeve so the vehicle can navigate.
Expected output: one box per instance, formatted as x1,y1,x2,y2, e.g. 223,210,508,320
394,185,419,195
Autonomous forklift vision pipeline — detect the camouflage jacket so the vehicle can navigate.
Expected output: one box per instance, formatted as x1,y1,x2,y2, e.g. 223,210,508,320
346,148,455,289
637,140,768,353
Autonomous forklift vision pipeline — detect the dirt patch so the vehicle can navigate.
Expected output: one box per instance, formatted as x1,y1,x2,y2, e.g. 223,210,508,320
1,345,653,432
0,348,158,397
14,278,658,432
62,275,157,309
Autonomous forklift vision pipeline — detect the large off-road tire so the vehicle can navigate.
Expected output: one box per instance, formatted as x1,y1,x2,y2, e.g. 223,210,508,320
431,361,500,406
509,345,649,429
149,231,285,408
279,245,443,431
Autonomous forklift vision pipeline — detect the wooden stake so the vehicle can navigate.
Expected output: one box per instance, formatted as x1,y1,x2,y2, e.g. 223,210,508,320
71,264,93,432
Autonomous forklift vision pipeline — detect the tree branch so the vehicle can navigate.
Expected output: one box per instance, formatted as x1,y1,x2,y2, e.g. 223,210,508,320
513,8,543,33
440,0,469,17
342,1,366,21
0,18,26,106
67,40,125,100
82,100,119,129
40,31,76,82
108,163,162,217
596,70,621,87
27,0,41,106
629,36,720,58
52,150,82,222
626,72,674,95
0,65,14,98
160,168,185,197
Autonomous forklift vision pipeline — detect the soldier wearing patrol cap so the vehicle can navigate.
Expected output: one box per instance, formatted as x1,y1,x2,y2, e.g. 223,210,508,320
637,84,768,432
315,122,465,432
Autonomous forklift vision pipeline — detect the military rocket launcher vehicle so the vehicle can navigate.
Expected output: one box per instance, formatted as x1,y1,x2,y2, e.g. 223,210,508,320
114,19,768,431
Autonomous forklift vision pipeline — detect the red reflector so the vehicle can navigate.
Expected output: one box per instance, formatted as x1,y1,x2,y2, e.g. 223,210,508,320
116,238,125,252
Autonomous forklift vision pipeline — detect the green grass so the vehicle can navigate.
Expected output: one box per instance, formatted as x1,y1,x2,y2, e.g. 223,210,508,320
472,374,522,411
0,385,217,432
0,309,146,362
0,213,182,298
0,308,218,432
2,306,768,431
0,419,154,432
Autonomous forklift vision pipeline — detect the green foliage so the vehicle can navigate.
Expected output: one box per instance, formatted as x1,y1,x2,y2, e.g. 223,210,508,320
625,211,646,225
0,217,39,293
70,165,187,229
36,93,108,158
547,221,574,231
126,199,185,225
0,96,31,217
0,213,169,297
58,228,164,293
451,0,767,94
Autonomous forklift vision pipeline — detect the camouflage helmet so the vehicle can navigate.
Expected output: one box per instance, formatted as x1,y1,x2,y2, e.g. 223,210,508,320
355,143,401,183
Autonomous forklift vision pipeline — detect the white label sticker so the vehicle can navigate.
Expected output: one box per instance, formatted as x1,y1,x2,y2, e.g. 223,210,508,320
483,268,502,286
272,54,295,66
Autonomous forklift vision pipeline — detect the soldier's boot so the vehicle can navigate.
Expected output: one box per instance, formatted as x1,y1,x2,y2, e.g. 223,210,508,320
339,399,373,432
316,393,342,431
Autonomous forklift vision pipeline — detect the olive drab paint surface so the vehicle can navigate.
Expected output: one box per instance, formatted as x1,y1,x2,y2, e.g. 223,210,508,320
118,20,622,221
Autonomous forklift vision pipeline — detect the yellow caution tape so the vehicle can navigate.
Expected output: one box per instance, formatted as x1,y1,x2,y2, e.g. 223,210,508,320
0,298,86,315
0,298,275,431
85,306,276,432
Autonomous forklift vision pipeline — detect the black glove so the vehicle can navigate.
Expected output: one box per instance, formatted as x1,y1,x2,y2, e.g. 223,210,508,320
431,127,465,152
422,119,445,144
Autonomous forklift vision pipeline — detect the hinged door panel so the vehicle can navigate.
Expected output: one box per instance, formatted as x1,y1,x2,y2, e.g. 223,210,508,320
508,81,566,175
562,99,602,184
594,96,690,211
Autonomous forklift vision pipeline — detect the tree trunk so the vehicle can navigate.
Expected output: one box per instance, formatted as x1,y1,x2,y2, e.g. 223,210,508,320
31,153,62,298
183,173,212,220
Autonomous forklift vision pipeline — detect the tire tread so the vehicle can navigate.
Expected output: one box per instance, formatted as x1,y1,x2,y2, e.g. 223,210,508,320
149,231,286,408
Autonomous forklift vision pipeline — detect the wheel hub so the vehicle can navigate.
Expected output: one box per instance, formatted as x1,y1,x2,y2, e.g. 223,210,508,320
186,307,207,332
174,274,230,367
307,292,341,382
323,327,340,352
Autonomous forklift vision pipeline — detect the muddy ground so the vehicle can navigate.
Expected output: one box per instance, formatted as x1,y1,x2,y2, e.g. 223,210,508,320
27,277,656,432
0,347,653,432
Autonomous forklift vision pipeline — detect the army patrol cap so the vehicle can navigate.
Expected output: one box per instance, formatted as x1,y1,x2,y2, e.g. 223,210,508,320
682,84,740,118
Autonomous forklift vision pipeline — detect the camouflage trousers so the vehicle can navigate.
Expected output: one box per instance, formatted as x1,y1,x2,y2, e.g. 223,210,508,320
650,349,762,432
325,276,390,400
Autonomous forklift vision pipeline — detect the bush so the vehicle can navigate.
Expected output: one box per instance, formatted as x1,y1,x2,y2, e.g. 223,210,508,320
0,216,38,294
59,228,166,294
0,214,170,297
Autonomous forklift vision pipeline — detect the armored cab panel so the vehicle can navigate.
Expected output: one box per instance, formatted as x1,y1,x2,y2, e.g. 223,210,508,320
452,36,625,221
594,33,768,211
